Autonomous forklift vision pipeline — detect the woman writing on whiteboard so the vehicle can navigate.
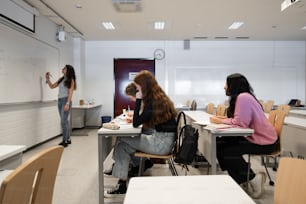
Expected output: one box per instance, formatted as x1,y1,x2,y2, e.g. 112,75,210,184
45,64,77,147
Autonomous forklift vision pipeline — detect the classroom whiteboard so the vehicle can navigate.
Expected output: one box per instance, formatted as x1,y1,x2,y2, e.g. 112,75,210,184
0,23,59,104
173,65,302,106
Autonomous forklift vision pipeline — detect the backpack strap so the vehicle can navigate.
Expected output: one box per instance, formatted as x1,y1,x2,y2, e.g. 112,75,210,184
173,111,187,155
177,111,187,126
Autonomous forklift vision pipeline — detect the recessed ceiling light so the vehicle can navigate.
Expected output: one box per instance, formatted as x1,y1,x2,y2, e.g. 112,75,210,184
228,22,244,30
75,3,82,8
102,22,115,30
302,26,306,30
154,21,165,30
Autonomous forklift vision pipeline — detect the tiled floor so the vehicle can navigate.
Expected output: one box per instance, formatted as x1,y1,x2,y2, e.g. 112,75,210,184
23,129,276,204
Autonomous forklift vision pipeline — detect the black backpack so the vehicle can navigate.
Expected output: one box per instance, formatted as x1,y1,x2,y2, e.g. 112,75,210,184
174,111,199,166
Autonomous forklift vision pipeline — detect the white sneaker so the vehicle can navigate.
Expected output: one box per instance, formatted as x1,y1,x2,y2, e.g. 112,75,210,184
249,171,266,198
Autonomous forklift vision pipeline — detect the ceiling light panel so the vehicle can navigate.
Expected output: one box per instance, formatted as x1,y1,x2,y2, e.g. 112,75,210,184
154,21,165,30
228,22,244,30
102,22,115,30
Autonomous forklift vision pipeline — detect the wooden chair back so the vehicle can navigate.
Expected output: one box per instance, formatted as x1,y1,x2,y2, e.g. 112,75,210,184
268,110,277,126
276,104,290,115
206,103,214,114
268,110,286,153
0,146,64,204
263,100,275,113
274,157,306,204
216,104,226,116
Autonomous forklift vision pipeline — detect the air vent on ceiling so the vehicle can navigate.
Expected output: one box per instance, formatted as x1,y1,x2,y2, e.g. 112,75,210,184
235,37,250,39
193,36,208,40
214,37,229,39
112,0,142,12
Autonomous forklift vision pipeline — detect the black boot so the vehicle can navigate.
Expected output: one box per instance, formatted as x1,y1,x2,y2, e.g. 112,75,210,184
105,180,127,198
129,159,154,177
58,141,68,147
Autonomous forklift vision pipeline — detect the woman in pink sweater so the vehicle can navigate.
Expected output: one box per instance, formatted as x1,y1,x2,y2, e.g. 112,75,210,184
210,73,278,199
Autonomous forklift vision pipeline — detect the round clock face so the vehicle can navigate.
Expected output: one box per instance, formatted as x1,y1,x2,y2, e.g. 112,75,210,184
154,49,165,60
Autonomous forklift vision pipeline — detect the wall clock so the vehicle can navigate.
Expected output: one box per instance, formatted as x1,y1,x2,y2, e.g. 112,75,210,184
154,49,165,60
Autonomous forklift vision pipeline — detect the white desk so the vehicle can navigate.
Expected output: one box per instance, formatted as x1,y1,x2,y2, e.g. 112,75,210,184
97,123,141,204
289,109,306,118
124,175,255,204
282,116,306,158
71,104,102,136
184,111,254,174
0,145,26,169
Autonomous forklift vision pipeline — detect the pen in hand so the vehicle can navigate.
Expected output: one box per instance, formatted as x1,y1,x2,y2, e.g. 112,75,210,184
45,72,52,84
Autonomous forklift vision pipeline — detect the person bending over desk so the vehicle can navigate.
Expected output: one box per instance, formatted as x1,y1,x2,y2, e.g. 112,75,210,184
210,73,278,199
124,82,137,123
105,70,177,197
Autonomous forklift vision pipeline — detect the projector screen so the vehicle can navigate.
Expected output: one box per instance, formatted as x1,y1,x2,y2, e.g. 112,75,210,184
0,0,36,32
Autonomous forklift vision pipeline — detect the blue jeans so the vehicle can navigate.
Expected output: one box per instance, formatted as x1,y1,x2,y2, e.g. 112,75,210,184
58,97,71,142
112,130,175,180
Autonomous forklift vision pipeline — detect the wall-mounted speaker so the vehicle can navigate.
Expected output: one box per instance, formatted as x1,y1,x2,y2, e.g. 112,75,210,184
183,39,190,50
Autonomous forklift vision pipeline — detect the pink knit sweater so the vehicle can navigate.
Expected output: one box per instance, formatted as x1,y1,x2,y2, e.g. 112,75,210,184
222,93,277,145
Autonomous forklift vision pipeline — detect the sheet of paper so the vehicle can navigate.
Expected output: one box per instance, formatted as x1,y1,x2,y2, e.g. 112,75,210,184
193,121,210,126
206,124,232,129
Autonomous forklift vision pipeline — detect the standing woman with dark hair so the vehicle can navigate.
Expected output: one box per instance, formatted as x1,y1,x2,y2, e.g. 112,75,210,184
45,64,77,147
210,73,278,199
105,70,177,197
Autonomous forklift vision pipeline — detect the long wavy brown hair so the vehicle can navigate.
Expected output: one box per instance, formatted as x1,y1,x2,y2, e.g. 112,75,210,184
134,70,177,127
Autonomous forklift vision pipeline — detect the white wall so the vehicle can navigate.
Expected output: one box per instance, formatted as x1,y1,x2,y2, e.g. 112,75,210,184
84,40,306,118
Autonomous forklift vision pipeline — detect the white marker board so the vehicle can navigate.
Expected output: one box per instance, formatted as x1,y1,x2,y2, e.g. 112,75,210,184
0,23,59,104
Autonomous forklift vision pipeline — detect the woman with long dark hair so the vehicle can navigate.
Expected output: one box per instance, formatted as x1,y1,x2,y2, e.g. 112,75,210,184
105,70,177,197
45,64,77,147
210,73,278,198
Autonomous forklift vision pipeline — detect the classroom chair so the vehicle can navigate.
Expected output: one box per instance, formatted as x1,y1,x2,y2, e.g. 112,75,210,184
276,104,290,115
216,104,226,116
274,157,306,204
134,112,190,176
206,102,214,114
247,110,286,186
263,100,274,113
0,146,64,204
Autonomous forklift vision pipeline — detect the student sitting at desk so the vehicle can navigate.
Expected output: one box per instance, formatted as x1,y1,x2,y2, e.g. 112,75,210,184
104,83,153,176
105,70,177,197
210,73,278,199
